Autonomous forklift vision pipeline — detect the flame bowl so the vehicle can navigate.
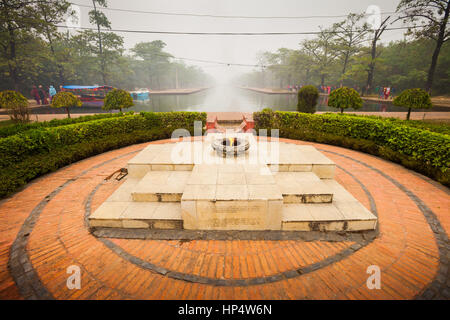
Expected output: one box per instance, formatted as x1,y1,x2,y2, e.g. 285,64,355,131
212,138,250,157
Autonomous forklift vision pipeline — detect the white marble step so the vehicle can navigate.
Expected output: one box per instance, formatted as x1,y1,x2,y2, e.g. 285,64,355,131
131,171,191,202
281,180,377,231
89,201,183,229
274,172,333,204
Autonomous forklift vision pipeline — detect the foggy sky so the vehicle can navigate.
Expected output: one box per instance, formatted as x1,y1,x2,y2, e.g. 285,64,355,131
69,0,406,83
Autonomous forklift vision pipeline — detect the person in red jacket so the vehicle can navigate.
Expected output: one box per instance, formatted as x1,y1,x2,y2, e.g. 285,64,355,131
30,85,40,105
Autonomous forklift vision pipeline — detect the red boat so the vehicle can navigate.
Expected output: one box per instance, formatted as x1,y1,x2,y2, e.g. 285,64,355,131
62,85,115,105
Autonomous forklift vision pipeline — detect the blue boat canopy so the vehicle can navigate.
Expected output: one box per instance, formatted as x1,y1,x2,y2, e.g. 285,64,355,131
63,85,101,89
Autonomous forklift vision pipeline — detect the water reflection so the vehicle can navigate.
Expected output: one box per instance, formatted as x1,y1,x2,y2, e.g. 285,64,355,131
130,86,448,113
7,86,448,115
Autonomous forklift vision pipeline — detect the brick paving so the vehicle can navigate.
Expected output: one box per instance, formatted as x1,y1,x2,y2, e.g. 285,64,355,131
0,138,448,300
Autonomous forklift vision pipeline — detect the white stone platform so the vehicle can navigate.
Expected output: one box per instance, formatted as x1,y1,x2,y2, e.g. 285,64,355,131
127,135,335,179
181,164,283,230
89,133,377,232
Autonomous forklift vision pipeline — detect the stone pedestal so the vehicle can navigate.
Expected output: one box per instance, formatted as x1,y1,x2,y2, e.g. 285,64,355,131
88,133,377,232
181,164,283,230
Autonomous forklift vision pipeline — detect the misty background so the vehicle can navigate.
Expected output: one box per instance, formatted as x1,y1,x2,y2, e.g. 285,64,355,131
68,0,405,84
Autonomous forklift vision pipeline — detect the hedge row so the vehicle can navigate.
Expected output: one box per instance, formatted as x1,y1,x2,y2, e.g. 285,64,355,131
254,110,450,186
0,112,206,198
337,113,450,136
0,112,134,138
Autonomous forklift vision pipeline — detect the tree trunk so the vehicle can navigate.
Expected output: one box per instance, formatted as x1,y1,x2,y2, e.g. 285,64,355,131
7,60,19,91
365,37,377,97
43,11,66,85
66,107,71,118
426,39,444,94
406,107,411,120
340,108,344,114
92,0,106,84
321,74,325,87
340,53,350,87
101,58,107,84
47,36,65,85
363,16,390,97
425,0,449,93
7,24,19,91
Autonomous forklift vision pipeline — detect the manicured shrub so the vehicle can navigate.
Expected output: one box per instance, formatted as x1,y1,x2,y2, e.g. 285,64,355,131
0,112,134,138
333,113,450,135
253,110,450,186
0,111,206,198
393,88,432,120
103,89,134,112
51,92,82,118
328,87,363,113
297,85,319,113
0,90,30,122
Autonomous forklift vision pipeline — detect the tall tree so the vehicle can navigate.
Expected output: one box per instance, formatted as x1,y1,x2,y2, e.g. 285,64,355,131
364,16,391,95
0,0,40,90
396,0,450,93
302,28,339,86
0,0,71,90
89,0,111,84
288,49,315,85
331,13,370,86
71,30,124,85
36,1,72,84
263,49,295,87
131,41,172,89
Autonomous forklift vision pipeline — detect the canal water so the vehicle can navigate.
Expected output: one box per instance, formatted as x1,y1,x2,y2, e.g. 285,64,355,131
9,86,449,115
130,86,449,113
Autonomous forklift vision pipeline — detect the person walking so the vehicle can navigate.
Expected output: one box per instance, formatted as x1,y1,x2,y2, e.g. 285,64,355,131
49,85,57,102
30,85,40,105
38,85,49,105
384,87,391,100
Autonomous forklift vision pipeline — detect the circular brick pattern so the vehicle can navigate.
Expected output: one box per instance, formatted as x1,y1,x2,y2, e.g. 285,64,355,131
1,138,449,299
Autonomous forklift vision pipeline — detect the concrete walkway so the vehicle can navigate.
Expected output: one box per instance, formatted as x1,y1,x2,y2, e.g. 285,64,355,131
149,88,209,95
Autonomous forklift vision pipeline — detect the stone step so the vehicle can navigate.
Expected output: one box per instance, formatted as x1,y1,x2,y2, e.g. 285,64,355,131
281,180,377,231
127,143,195,178
131,171,191,202
266,143,336,178
89,201,183,229
274,172,333,204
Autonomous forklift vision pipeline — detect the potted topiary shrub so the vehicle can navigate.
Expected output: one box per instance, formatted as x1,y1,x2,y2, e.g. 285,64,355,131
393,88,432,120
51,91,82,118
328,87,363,114
297,85,319,113
103,89,134,113
0,90,30,122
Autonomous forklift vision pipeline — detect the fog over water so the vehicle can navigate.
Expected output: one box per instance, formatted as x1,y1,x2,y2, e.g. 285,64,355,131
70,0,405,84
10,87,448,115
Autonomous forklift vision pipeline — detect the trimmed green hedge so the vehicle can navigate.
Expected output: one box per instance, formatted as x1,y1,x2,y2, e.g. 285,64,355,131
0,112,134,138
0,112,206,198
254,110,450,186
338,113,450,136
